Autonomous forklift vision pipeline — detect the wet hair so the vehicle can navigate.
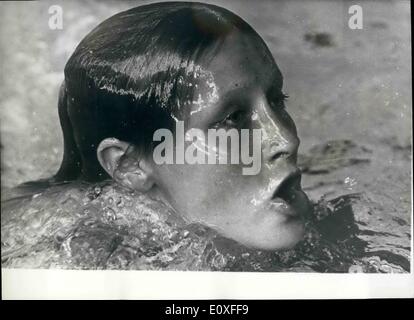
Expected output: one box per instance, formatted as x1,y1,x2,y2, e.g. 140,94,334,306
55,1,274,182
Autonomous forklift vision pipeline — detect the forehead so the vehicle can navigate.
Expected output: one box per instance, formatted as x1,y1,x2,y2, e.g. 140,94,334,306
180,32,283,123
204,32,282,94
181,32,283,117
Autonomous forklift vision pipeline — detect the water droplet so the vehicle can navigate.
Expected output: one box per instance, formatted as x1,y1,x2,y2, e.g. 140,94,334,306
116,198,124,208
105,207,117,221
94,186,101,196
123,196,133,207
344,176,357,189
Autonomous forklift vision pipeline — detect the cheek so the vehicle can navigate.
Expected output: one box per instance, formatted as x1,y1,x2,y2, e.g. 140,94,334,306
156,162,260,216
153,162,305,249
182,165,241,208
155,163,226,211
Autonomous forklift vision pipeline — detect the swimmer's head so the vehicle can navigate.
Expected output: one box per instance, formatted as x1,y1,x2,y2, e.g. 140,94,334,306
57,2,310,250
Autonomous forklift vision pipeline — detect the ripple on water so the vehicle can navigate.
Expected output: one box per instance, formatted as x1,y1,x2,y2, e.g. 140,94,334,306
1,181,410,272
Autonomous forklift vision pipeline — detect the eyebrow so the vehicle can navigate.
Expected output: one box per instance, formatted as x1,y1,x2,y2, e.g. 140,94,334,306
206,85,252,123
192,72,284,124
267,85,288,102
215,66,283,102
219,85,251,105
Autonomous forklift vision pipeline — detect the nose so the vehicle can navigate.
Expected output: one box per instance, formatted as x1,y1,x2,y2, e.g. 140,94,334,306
259,100,299,163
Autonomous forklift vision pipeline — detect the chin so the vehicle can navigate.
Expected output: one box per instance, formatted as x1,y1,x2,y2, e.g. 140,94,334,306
247,217,305,251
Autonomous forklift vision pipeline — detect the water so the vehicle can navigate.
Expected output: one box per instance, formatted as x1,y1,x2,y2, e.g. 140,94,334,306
0,1,410,272
1,178,410,272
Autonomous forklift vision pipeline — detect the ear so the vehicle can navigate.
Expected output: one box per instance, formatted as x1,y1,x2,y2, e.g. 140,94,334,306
97,138,154,192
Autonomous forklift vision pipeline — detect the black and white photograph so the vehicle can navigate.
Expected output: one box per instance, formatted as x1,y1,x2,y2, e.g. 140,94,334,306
0,0,412,299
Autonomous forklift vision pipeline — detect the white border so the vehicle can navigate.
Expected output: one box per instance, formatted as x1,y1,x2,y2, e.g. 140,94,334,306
2,269,414,299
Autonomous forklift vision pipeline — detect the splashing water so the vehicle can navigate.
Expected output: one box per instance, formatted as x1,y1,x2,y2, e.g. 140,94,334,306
1,178,410,272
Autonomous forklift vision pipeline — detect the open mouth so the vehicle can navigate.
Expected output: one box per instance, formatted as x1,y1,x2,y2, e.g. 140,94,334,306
271,170,302,205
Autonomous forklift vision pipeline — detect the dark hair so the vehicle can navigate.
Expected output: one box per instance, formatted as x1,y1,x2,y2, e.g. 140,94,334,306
54,1,273,182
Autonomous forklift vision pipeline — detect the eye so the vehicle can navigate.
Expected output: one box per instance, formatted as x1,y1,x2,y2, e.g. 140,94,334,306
221,109,249,128
268,92,288,111
211,108,250,129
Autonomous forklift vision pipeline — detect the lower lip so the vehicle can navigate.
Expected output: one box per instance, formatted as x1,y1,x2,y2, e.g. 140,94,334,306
267,197,300,218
